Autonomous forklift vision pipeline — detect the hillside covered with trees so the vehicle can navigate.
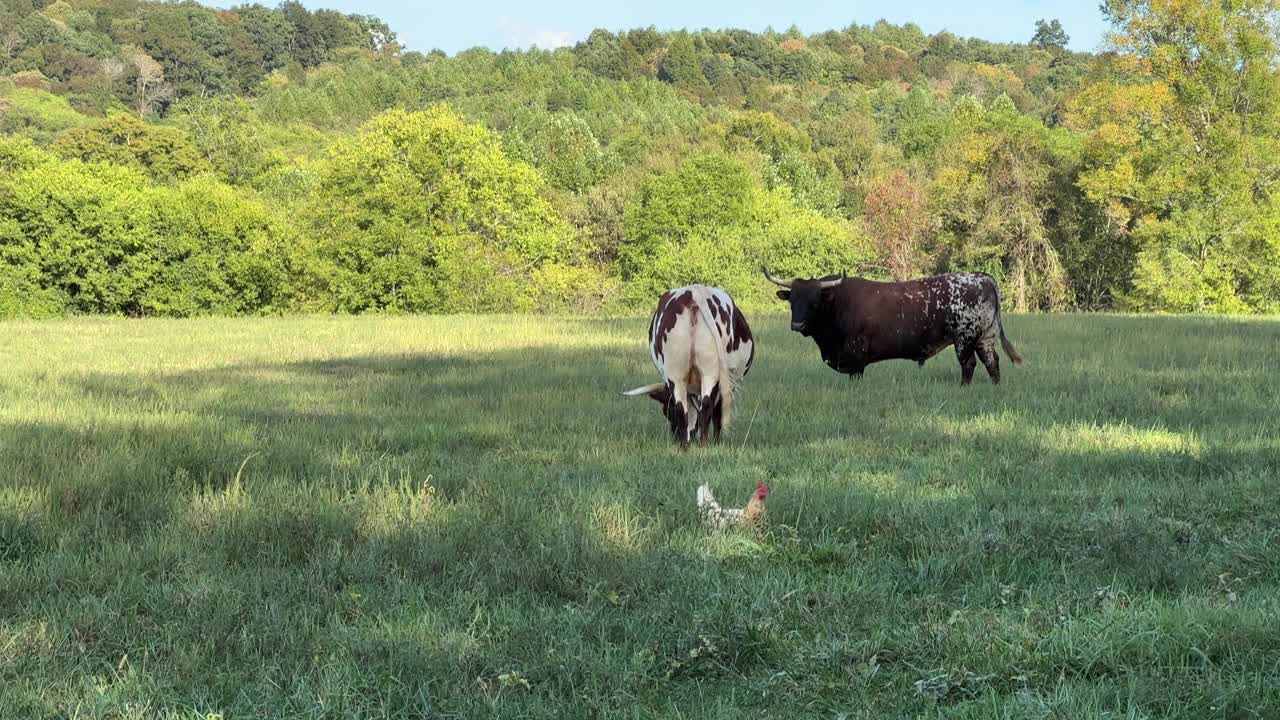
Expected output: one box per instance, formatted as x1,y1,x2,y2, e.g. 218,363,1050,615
2,0,1279,317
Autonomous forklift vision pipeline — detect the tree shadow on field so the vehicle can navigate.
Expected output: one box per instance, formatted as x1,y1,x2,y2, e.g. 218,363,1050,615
9,320,1275,556
8,313,1277,523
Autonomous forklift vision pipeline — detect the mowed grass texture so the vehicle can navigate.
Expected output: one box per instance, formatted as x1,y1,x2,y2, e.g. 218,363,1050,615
2,313,1279,719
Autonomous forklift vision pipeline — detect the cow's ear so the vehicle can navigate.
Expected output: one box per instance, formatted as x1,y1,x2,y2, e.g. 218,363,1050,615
775,290,791,301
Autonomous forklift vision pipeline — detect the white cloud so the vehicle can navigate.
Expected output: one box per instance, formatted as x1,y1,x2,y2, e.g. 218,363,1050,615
496,15,575,50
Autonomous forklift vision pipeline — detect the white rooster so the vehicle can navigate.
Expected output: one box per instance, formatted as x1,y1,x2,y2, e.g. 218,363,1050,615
696,482,769,529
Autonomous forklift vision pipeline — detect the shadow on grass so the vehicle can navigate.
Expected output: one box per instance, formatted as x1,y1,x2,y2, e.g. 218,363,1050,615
4,333,1274,577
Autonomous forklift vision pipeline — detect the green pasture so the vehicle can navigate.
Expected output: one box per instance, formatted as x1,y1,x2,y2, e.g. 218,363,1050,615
1,313,1278,718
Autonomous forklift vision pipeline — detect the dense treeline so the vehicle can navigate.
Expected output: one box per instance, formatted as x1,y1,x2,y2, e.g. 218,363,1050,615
2,0,1279,317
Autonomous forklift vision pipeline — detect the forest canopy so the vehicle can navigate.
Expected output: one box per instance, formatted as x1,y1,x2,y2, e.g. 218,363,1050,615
3,0,1280,317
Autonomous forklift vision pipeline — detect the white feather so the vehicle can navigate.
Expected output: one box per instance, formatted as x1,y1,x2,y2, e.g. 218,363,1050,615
696,483,746,528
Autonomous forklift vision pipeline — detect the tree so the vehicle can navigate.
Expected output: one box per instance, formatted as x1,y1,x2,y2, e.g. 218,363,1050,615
234,5,295,72
0,143,288,317
620,153,872,304
145,177,291,315
928,101,1071,310
52,113,209,182
127,47,172,117
169,96,281,186
505,110,616,193
2,31,21,62
864,170,929,280
1068,0,1280,313
1030,19,1069,51
658,33,711,97
306,106,573,313
123,3,233,100
351,14,396,52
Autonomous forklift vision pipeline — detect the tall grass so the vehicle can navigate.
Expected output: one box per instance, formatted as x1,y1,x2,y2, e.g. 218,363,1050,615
2,313,1278,718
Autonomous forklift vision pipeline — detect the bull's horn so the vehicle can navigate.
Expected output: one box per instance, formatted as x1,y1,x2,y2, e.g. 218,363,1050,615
761,266,793,288
816,272,846,290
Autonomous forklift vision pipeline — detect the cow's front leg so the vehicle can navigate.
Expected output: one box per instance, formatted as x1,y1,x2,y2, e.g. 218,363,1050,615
842,343,866,381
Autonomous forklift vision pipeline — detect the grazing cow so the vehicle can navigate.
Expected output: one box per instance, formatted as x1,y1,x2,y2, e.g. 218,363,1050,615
623,285,755,448
762,266,1023,384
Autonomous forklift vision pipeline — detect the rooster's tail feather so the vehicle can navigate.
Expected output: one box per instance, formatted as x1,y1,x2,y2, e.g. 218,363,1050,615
696,483,720,514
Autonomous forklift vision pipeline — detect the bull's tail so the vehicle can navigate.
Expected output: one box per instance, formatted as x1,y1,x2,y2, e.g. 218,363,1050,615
988,281,1029,366
690,287,736,429
998,315,1024,367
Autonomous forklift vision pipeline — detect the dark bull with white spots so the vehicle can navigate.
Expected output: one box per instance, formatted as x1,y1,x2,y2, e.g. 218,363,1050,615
762,267,1023,384
623,285,755,449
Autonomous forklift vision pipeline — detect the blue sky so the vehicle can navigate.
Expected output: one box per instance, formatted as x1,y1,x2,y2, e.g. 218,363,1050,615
210,1,1112,55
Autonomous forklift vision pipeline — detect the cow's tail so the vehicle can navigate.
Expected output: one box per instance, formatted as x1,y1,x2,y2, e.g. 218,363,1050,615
691,287,736,429
990,279,1025,367
622,383,664,397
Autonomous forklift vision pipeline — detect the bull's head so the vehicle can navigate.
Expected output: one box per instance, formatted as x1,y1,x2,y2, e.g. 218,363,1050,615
762,266,845,337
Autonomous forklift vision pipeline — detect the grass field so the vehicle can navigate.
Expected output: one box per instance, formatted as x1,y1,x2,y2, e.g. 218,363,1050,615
2,312,1279,719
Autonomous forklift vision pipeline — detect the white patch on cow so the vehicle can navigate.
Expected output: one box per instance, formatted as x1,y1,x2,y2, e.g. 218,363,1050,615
704,286,754,385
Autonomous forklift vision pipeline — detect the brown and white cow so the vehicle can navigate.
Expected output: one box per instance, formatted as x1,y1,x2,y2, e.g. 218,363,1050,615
763,267,1023,384
623,285,755,448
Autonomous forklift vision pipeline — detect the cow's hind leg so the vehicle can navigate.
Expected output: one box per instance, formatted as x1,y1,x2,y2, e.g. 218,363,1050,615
711,395,724,443
695,374,718,448
955,338,979,386
701,381,721,443
667,380,692,450
977,335,1000,384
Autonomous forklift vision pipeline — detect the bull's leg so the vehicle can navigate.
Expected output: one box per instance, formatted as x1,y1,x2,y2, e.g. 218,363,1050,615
976,336,1000,384
955,339,978,386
